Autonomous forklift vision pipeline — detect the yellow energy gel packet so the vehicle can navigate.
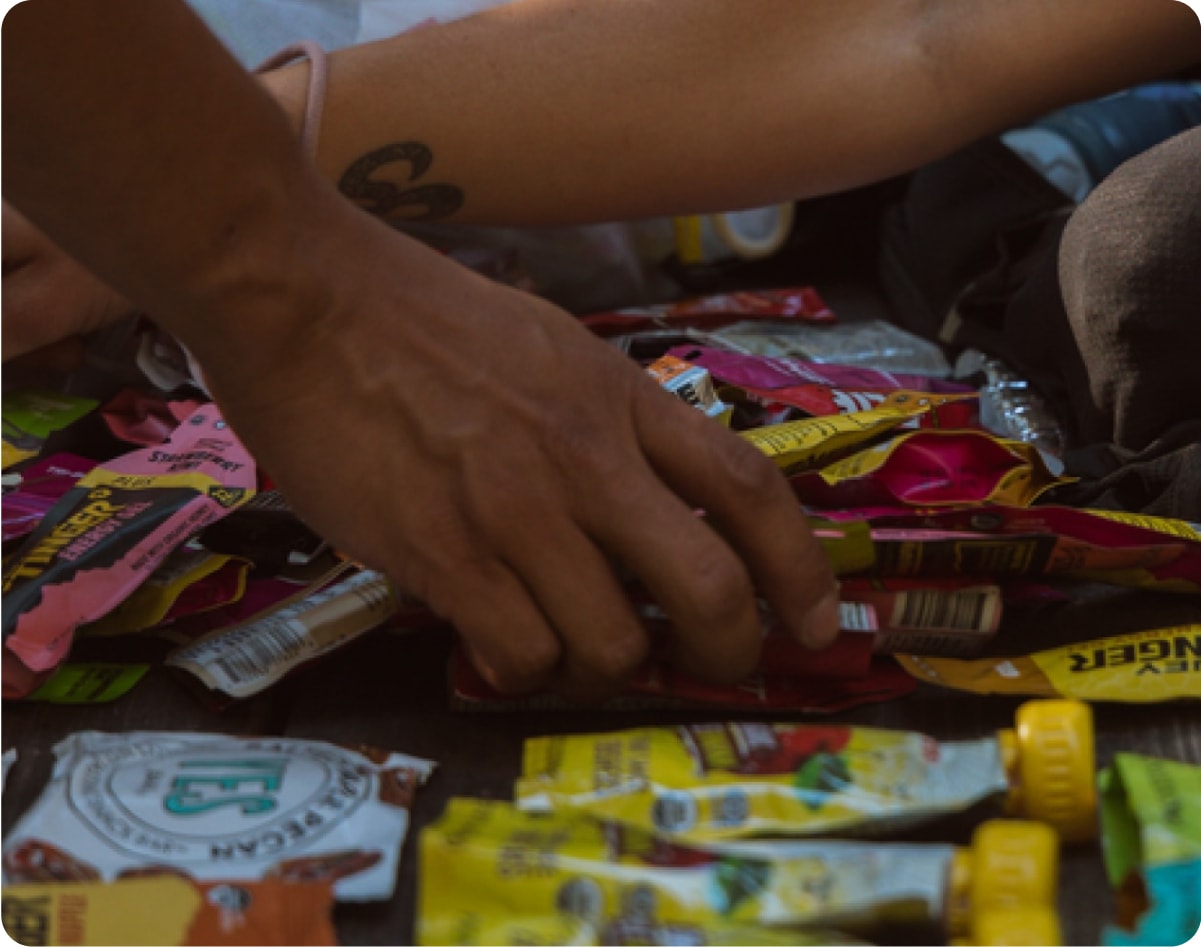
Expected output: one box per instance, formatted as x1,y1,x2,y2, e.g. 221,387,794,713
898,624,1201,703
421,799,1052,944
738,392,956,474
515,699,1096,843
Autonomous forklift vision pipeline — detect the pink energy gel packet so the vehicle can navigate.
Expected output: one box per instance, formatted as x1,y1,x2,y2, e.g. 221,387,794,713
2,406,255,695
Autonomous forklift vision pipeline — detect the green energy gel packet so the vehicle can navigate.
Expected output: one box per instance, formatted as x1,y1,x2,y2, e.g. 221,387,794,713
1099,753,1201,946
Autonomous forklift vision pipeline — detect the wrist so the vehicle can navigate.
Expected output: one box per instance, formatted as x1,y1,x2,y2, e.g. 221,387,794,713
256,64,309,143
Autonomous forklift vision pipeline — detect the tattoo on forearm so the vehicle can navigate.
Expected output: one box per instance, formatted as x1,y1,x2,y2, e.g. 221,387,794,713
339,142,464,221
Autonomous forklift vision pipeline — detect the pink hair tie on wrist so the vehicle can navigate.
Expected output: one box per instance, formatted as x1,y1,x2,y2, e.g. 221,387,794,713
255,40,329,158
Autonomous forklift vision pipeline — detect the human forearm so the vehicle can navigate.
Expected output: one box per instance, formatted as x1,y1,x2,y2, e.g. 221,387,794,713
260,0,1200,227
2,0,345,365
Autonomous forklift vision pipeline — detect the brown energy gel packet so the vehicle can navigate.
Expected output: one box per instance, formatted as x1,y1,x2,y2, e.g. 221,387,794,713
821,504,1201,591
1,730,435,901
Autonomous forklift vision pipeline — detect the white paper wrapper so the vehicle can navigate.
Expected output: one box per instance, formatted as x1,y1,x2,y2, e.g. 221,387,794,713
1,731,435,901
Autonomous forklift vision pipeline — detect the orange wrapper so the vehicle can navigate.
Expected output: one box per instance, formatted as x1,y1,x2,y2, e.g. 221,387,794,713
0,875,337,946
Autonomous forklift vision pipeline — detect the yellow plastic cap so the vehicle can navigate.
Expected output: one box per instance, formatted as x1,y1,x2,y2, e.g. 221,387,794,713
997,699,1097,842
951,905,1064,946
945,819,1059,939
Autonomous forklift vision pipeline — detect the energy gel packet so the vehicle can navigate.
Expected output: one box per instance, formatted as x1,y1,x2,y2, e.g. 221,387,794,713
0,875,337,946
898,624,1201,703
645,355,731,424
2,389,98,469
582,287,834,337
151,564,350,646
668,345,971,395
739,393,959,474
420,798,1055,945
26,663,150,704
515,699,1096,843
450,643,916,714
840,577,1003,657
727,380,980,429
98,387,204,447
628,597,879,679
165,568,417,702
820,504,1201,591
2,453,98,544
1099,753,1201,946
709,318,953,376
1,406,256,696
79,544,247,637
790,429,1069,509
1,730,435,901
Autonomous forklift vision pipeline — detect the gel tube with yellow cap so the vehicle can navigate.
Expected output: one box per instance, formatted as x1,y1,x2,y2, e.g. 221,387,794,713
419,798,1057,945
515,699,1097,844
951,905,1064,947
1098,753,1201,946
898,624,1201,703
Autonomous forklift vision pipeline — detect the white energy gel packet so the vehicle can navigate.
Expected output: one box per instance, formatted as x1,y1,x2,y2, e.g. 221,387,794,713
1,730,435,901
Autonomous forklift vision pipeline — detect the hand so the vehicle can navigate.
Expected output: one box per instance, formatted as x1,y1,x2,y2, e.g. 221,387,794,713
189,204,840,701
2,201,133,363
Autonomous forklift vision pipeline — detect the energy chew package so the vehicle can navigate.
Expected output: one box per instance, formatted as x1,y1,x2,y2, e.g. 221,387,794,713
1099,753,1201,946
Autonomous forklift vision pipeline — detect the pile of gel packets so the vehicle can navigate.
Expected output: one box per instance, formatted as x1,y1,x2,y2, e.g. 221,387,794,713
2,287,1197,945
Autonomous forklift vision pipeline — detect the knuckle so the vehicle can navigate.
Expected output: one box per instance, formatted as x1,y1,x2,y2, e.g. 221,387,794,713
718,438,786,496
485,636,561,694
687,544,754,620
586,627,650,681
557,427,627,485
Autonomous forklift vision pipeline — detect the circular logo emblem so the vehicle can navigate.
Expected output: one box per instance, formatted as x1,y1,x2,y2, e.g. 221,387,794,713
67,737,373,864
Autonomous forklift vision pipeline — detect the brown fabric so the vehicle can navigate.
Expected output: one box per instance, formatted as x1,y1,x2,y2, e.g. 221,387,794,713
1059,126,1201,452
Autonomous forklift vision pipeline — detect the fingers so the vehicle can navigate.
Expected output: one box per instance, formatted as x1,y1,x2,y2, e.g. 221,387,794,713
506,525,650,702
633,384,842,650
579,454,766,684
435,557,563,696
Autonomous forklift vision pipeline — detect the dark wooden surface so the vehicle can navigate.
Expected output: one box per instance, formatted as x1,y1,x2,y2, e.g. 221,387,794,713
4,583,1200,946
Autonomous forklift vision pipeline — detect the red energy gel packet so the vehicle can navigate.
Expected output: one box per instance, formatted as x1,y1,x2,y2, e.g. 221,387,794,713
733,381,981,429
582,287,834,336
1,406,255,696
99,387,204,447
449,642,916,713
